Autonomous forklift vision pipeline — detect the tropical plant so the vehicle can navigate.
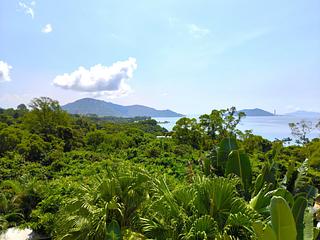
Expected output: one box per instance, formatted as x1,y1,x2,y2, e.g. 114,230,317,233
141,175,259,239
55,168,149,240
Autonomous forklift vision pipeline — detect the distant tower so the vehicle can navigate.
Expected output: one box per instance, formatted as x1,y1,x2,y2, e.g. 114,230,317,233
274,109,276,116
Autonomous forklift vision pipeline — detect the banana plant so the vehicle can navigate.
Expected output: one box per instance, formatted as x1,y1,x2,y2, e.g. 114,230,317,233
205,138,253,195
204,137,238,176
226,150,252,199
292,195,308,240
253,196,297,240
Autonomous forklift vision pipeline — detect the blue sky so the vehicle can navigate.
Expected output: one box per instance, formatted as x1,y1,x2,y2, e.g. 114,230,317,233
0,0,319,114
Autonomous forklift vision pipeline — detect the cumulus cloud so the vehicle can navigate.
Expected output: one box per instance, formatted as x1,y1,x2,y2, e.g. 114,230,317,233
187,24,210,38
18,1,35,19
53,58,137,98
42,24,53,33
0,61,12,82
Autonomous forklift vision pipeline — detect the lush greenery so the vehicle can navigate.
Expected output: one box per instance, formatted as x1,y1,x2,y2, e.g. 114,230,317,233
1,97,320,239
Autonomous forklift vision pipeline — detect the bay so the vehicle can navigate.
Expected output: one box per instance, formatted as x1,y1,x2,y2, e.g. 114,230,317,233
154,115,320,141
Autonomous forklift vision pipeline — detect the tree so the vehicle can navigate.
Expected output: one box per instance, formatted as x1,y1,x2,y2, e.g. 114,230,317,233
199,107,245,141
23,97,71,139
289,120,313,145
172,117,203,149
85,130,106,150
17,134,49,162
17,104,28,111
0,127,24,156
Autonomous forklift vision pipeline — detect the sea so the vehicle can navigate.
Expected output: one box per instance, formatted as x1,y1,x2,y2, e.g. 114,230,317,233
153,115,320,141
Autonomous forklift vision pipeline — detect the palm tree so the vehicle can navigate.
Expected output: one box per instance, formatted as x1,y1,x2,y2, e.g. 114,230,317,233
140,176,260,239
55,168,149,240
0,178,42,221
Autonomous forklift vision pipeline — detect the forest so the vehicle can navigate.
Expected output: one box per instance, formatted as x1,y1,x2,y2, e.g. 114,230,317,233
1,97,320,240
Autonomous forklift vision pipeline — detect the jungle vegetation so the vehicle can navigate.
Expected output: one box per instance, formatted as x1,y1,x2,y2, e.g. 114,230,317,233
1,97,320,240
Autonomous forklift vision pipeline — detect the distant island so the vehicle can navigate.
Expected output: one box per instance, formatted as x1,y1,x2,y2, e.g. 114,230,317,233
286,110,320,118
157,120,170,124
238,108,274,116
62,98,184,118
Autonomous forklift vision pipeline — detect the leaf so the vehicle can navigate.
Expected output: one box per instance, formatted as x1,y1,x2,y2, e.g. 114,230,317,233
271,196,297,240
305,185,318,201
313,228,320,240
292,196,307,240
217,137,238,167
187,215,218,238
266,188,294,207
303,207,314,240
249,186,271,214
226,150,252,194
294,159,310,191
252,221,276,240
106,220,121,240
252,173,264,196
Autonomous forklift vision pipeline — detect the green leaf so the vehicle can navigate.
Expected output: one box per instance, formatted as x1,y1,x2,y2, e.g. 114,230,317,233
226,150,252,193
253,221,276,240
271,196,297,240
249,186,270,214
303,207,314,240
305,185,318,201
313,228,320,240
217,137,238,167
106,220,121,240
252,173,264,196
266,188,294,207
292,196,307,240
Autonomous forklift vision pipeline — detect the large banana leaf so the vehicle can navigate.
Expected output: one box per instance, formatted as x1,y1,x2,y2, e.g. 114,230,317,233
271,196,297,240
303,207,314,240
249,186,271,215
217,137,238,168
265,188,294,207
292,196,307,240
226,150,252,193
252,221,276,240
250,187,293,216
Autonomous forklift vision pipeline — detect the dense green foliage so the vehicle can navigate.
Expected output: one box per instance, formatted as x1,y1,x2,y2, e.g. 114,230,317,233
0,97,320,239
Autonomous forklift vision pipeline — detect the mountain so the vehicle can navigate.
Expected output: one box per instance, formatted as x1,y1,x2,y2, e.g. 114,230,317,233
238,108,274,116
286,110,320,118
62,98,184,117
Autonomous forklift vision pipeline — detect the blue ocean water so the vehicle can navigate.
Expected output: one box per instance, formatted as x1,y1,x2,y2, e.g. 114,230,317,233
154,115,320,141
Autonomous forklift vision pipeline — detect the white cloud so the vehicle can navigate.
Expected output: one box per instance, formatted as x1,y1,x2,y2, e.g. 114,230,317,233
53,58,137,98
0,94,32,108
18,1,35,19
187,24,210,38
42,24,53,33
0,61,12,82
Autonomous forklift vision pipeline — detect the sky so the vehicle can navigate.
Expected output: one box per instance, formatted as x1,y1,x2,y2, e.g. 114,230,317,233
0,0,319,114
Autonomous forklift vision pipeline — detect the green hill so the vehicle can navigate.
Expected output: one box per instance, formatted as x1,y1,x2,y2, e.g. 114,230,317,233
62,98,184,117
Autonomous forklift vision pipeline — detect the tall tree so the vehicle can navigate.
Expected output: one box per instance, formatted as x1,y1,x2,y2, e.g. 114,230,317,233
23,97,71,139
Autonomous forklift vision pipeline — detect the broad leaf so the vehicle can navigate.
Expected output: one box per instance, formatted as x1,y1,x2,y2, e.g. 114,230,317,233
271,196,297,240
106,220,121,240
226,150,252,193
292,196,307,240
253,221,276,240
217,137,238,167
303,207,314,240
